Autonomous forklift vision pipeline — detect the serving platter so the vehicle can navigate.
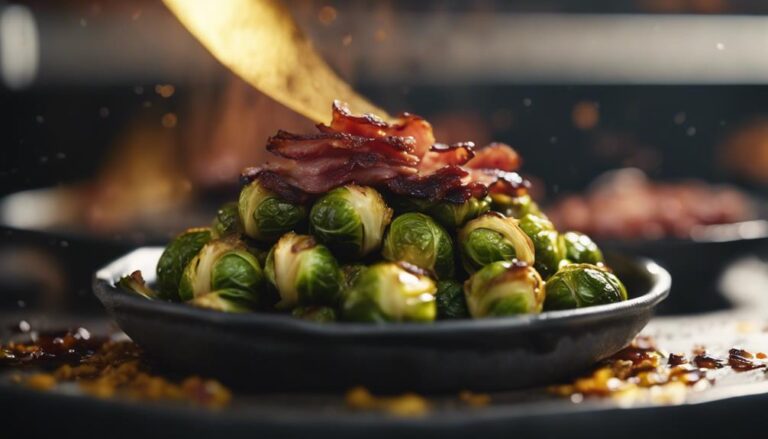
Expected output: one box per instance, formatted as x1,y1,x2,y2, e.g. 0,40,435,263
92,247,670,392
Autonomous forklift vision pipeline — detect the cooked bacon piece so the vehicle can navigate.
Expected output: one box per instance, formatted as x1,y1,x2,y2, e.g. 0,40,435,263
267,131,418,166
418,142,476,173
386,166,477,202
241,168,311,204
318,101,436,158
464,143,521,172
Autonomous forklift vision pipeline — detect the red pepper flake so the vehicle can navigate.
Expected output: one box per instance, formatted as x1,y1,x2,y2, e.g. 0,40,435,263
757,353,767,359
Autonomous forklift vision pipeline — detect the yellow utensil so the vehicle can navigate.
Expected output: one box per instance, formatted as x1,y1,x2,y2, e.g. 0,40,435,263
163,0,389,123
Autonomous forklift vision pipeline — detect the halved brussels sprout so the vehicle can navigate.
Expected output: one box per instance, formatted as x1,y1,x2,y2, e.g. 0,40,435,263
428,196,492,229
490,193,542,219
381,213,455,279
343,262,437,322
560,231,604,265
156,227,212,301
436,279,469,319
464,260,544,317
458,212,535,273
544,264,627,311
292,306,338,323
309,185,392,258
239,180,306,242
264,232,343,309
117,271,157,300
212,202,243,238
189,288,255,313
179,240,263,302
518,214,565,279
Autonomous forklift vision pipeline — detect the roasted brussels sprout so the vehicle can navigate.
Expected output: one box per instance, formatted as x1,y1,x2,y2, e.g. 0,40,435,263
292,306,338,323
435,279,469,319
428,196,492,229
212,202,243,238
382,213,455,279
343,262,437,322
178,240,264,302
544,264,627,311
490,193,542,219
264,232,344,309
239,179,306,242
458,212,535,273
387,195,491,229
117,271,157,300
560,231,604,265
156,228,212,301
189,288,255,313
309,185,392,258
464,261,544,317
341,264,368,289
518,214,564,278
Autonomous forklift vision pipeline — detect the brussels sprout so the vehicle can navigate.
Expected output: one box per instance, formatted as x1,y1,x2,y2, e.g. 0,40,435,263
382,213,455,279
309,185,392,258
156,228,212,301
117,271,157,300
560,231,604,265
436,279,469,319
212,202,243,238
179,240,263,302
458,212,535,273
490,193,542,219
544,264,627,311
264,232,343,309
292,306,338,323
341,264,368,289
518,214,565,279
386,195,434,215
428,196,492,229
189,288,255,313
343,262,437,322
464,261,544,317
239,180,306,242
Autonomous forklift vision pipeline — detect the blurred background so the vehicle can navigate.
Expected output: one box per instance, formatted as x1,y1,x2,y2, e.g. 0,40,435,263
2,0,768,314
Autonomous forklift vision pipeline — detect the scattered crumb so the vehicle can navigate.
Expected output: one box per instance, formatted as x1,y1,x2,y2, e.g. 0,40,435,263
458,390,491,407
345,386,429,417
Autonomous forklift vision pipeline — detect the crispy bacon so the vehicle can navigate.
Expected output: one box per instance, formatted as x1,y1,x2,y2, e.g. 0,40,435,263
267,130,418,165
244,103,529,204
318,101,436,158
464,143,521,172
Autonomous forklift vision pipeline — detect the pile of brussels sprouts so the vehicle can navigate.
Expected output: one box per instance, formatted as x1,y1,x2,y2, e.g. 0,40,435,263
120,180,628,323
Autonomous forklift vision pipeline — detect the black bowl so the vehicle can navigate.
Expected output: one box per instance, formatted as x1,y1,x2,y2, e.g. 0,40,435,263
93,248,669,393
599,220,768,314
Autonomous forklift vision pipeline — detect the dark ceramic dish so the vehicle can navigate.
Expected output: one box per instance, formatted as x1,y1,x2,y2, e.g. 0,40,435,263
93,247,670,393
599,219,768,314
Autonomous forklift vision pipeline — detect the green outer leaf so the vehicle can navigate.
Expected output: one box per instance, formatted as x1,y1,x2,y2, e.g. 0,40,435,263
210,250,263,301
239,180,306,242
518,214,565,279
560,231,604,265
464,260,544,317
491,193,542,219
212,202,242,238
309,187,364,257
156,228,212,301
543,264,627,311
117,271,157,300
460,228,517,272
435,279,469,319
188,288,254,313
428,196,492,229
295,245,344,306
342,262,436,323
381,213,455,279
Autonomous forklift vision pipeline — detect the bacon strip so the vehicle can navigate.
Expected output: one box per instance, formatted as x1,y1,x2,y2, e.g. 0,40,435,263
318,101,436,158
464,143,521,172
267,130,418,165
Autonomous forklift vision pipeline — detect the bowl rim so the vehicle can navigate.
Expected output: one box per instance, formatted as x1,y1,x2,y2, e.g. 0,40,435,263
93,247,670,338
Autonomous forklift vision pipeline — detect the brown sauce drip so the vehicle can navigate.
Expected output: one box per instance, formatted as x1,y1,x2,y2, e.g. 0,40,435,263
693,354,726,369
667,353,688,366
